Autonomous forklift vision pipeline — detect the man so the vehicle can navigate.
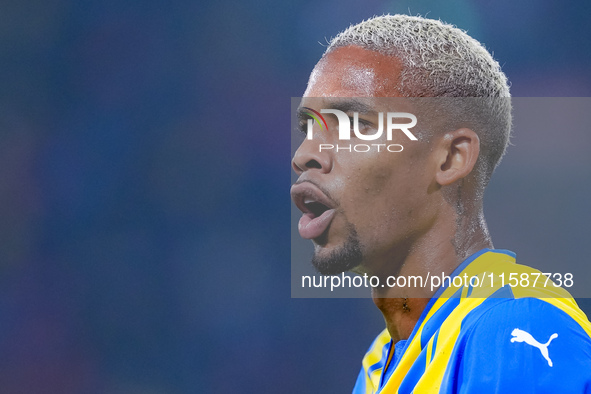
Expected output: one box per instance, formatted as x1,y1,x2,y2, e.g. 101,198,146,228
290,15,591,393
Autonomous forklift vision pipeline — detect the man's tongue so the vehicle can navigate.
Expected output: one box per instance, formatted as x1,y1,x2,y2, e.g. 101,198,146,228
298,209,336,239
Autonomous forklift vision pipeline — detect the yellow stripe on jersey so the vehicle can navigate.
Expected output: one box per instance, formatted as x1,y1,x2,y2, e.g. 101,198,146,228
361,328,391,393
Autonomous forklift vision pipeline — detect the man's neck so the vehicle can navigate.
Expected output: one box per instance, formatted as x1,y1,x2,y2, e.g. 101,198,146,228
370,212,492,342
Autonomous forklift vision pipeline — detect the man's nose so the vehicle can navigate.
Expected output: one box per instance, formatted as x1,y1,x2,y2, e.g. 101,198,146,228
291,138,332,176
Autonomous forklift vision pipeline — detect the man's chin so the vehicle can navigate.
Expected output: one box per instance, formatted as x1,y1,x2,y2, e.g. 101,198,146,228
311,235,363,276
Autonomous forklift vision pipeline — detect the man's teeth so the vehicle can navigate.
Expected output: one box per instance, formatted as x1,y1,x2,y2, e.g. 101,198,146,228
304,198,316,204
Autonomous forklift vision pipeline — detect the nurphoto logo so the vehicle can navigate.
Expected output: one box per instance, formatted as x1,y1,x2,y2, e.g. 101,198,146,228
301,107,418,153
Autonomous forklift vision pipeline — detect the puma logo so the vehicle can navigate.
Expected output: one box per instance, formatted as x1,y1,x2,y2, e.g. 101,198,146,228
510,328,558,367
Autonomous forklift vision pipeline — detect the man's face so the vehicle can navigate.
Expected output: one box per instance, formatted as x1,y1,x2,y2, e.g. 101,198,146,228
291,46,439,276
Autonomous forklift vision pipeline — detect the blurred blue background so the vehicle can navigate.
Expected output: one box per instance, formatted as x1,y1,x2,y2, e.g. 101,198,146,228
0,0,590,392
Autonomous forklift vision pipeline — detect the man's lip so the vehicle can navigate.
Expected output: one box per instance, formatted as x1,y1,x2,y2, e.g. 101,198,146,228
290,182,338,240
290,182,335,215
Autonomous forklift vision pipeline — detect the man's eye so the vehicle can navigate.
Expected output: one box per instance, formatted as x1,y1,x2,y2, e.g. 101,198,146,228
349,117,372,133
299,120,309,135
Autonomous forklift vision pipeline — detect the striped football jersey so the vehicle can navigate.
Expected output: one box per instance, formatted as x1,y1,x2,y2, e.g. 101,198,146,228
353,248,591,393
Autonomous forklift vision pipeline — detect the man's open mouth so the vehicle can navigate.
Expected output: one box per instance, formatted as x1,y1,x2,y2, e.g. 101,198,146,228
291,183,337,240
303,199,331,217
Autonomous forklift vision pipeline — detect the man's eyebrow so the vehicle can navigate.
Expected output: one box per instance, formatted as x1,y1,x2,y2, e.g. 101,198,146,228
296,107,312,120
323,99,376,115
297,99,378,119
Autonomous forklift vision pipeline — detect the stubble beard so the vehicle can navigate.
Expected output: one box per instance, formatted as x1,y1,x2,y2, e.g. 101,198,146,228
311,224,363,275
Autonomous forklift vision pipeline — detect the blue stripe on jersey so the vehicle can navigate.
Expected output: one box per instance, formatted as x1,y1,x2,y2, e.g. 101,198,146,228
420,295,461,348
379,340,407,390
367,341,391,377
430,329,439,363
398,348,428,394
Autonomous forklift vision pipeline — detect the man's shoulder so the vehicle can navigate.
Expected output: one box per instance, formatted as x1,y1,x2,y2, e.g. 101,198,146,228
444,296,591,392
454,251,591,340
459,254,591,339
460,295,591,346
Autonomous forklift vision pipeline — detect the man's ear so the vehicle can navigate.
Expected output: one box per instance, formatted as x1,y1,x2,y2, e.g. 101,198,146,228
434,128,480,186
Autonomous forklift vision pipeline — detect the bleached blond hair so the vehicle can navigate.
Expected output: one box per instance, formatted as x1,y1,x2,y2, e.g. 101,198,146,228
325,14,512,188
